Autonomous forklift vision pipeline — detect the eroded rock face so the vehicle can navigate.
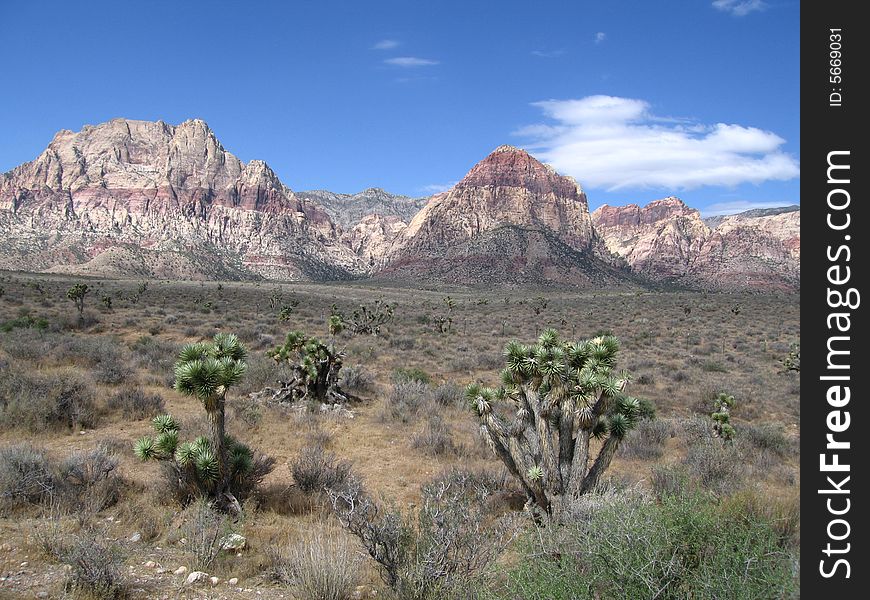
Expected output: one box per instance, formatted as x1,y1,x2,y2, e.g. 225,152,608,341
0,119,362,280
592,199,800,290
381,145,623,285
341,214,409,270
297,188,427,230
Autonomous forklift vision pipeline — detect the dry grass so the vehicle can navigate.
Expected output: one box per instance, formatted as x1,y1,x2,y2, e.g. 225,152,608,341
0,272,800,597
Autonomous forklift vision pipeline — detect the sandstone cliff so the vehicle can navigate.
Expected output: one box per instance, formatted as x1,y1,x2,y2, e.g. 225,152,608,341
0,119,363,280
591,199,799,290
379,145,629,286
296,188,427,230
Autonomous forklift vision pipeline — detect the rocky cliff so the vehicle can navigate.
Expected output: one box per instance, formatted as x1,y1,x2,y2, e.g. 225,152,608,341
296,188,427,230
378,145,629,286
592,199,799,290
0,119,799,290
0,119,363,280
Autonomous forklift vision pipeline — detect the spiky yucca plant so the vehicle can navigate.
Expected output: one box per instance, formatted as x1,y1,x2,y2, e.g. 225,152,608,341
711,392,736,441
268,330,355,404
135,414,272,506
467,329,644,519
156,333,251,511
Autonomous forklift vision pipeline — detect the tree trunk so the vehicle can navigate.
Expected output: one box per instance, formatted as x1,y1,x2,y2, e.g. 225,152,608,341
581,435,621,494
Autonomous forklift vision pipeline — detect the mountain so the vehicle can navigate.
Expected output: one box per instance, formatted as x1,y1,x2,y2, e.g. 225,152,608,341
377,145,631,286
0,119,799,290
296,188,428,229
591,199,799,290
0,119,363,280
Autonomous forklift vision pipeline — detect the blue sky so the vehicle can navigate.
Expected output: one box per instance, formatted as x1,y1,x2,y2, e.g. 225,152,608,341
0,0,799,215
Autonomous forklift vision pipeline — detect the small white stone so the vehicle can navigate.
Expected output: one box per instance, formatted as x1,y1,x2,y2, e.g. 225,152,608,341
228,578,239,585
209,576,220,586
185,571,208,585
129,532,141,543
173,566,188,576
19,561,28,567
144,560,156,568
220,533,247,551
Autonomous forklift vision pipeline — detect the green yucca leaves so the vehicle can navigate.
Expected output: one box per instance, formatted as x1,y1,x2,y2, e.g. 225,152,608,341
151,414,180,434
537,328,559,348
155,430,179,456
527,465,544,482
175,442,197,466
134,436,156,461
608,413,631,438
195,448,219,482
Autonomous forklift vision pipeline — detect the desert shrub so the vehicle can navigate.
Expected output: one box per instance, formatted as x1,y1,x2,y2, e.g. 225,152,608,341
61,528,127,599
720,488,801,548
339,363,374,393
411,416,457,456
303,424,333,448
432,381,463,407
106,387,165,419
635,373,655,385
619,419,672,460
0,444,55,512
476,352,504,370
129,335,178,385
669,369,689,382
389,336,416,350
179,500,235,571
291,445,352,494
381,380,433,423
650,464,690,500
276,529,363,599
328,468,516,598
52,335,131,384
700,359,727,373
487,492,797,600
0,313,50,332
741,422,791,456
0,327,55,361
56,447,122,513
0,369,97,431
684,438,745,494
393,367,431,384
234,352,291,396
231,397,263,427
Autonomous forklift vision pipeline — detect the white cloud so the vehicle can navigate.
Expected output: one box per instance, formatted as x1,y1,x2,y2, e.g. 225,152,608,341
594,32,607,44
532,49,565,58
373,39,400,50
420,181,456,194
516,95,799,191
702,200,797,216
712,0,767,16
384,57,439,67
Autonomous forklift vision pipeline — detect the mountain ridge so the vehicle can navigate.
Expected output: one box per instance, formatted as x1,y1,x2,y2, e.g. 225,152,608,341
0,118,799,290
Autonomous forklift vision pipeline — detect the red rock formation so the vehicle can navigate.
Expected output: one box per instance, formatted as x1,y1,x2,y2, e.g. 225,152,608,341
0,119,361,280
591,199,799,290
380,145,626,285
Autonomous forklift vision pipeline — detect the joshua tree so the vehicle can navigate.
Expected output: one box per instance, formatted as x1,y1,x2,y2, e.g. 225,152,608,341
433,296,455,334
466,329,643,520
266,331,356,404
782,342,800,373
67,283,90,317
171,333,249,512
333,299,395,336
134,413,273,510
711,392,736,441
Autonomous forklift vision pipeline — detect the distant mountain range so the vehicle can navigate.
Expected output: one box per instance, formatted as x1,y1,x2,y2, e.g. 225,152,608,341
0,119,799,290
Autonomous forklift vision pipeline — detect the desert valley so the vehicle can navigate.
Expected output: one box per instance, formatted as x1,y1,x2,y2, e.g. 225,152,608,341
0,119,800,599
